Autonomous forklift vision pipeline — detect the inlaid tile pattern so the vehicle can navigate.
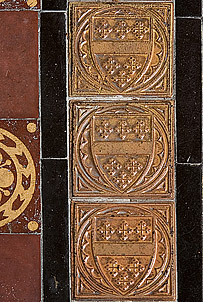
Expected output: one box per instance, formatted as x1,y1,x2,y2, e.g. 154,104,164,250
0,0,40,9
0,12,39,118
0,120,40,233
0,234,41,302
69,2,174,96
71,201,176,300
71,101,174,199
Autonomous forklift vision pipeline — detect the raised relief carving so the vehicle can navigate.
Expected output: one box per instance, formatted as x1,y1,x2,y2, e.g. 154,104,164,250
71,202,176,300
0,128,36,227
69,2,173,96
71,101,174,198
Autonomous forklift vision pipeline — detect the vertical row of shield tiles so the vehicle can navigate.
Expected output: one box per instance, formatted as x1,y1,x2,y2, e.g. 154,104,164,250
69,2,176,301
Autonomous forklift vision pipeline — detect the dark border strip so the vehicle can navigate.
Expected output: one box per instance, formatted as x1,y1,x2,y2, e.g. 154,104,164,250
177,164,202,302
176,18,202,163
42,0,67,11
41,12,67,158
42,159,69,302
175,0,201,17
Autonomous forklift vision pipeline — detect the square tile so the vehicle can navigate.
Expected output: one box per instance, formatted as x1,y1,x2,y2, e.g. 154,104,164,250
0,0,40,9
0,12,39,118
71,201,176,300
70,101,174,199
69,2,174,96
0,120,40,233
0,234,41,302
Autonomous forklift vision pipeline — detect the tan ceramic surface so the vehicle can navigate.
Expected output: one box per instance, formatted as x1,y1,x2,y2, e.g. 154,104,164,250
70,101,174,199
71,201,176,300
69,2,173,96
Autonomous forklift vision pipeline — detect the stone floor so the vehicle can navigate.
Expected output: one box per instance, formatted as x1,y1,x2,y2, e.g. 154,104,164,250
0,1,202,302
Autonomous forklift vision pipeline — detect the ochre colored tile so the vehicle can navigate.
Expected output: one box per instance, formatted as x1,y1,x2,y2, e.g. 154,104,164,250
71,201,176,300
0,234,41,301
0,0,40,9
71,101,174,199
0,12,39,118
69,2,174,96
0,120,40,233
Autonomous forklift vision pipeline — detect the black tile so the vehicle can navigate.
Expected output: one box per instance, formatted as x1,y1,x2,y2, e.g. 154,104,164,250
176,19,202,163
42,0,67,11
41,13,67,158
177,164,202,302
42,159,69,302
176,0,201,17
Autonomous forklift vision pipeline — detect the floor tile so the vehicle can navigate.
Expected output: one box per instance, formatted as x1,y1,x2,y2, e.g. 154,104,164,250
42,159,69,301
69,2,174,96
0,0,40,9
0,120,40,233
42,0,66,10
176,164,202,302
71,201,176,300
176,0,201,17
41,12,67,158
71,101,174,199
0,11,39,118
0,234,41,302
176,19,202,163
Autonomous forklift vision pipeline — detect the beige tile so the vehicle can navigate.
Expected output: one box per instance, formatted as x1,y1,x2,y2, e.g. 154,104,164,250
70,101,174,199
71,201,176,300
69,2,174,96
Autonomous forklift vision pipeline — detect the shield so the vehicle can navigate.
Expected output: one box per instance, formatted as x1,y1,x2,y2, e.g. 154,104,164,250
89,10,153,92
92,215,154,295
91,113,152,193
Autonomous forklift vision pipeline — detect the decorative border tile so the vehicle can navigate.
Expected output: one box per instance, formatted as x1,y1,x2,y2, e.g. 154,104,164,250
0,120,40,233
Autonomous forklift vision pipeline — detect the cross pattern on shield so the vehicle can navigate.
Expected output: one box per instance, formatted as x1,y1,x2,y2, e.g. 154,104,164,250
91,113,152,193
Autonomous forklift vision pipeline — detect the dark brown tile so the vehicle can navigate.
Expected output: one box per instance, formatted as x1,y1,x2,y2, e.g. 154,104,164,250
0,12,39,118
71,100,174,199
71,201,176,300
0,120,40,233
0,0,40,10
0,234,41,302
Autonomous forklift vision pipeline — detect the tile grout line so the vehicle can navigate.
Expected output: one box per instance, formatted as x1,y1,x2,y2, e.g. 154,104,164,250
38,10,44,302
65,9,72,300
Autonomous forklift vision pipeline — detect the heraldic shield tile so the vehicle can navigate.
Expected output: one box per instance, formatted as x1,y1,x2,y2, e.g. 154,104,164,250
71,101,174,199
71,201,176,300
0,0,40,9
69,2,174,96
0,120,40,233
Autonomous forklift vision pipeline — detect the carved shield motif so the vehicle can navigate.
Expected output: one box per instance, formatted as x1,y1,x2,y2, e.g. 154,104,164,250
70,2,173,96
72,102,174,198
91,114,151,193
72,202,175,299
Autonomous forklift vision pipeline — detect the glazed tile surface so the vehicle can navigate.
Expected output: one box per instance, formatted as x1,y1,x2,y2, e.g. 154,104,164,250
69,2,173,96
0,235,41,301
0,120,40,233
0,12,39,118
71,201,176,300
0,0,40,9
71,101,174,199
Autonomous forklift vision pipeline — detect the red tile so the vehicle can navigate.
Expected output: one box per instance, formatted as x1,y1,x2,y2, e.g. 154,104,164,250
0,120,40,233
0,12,39,118
0,0,40,10
0,234,41,302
